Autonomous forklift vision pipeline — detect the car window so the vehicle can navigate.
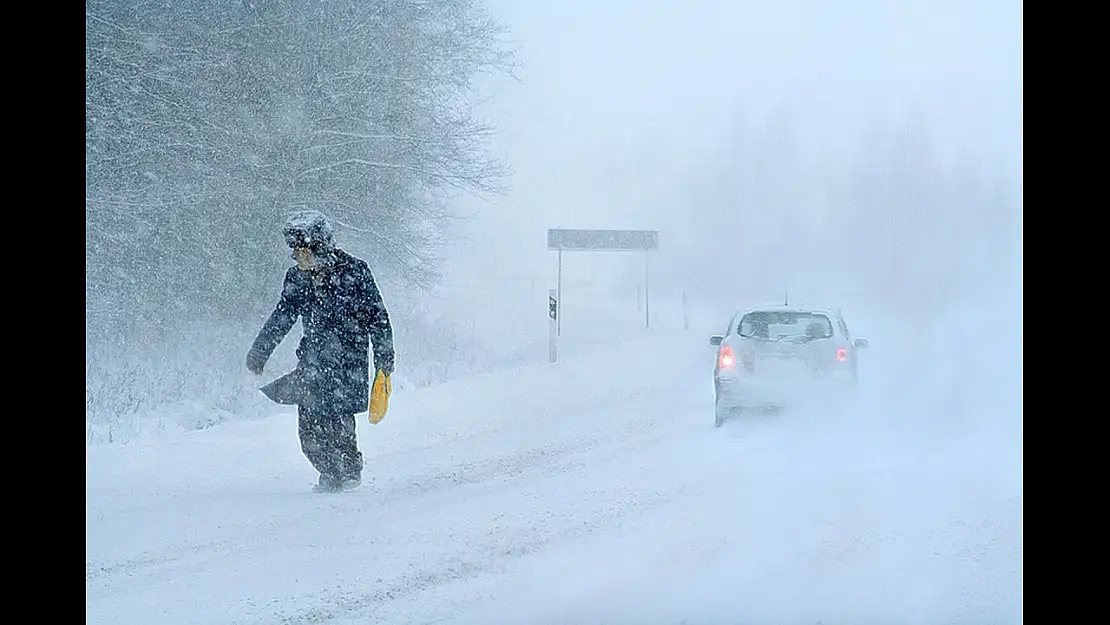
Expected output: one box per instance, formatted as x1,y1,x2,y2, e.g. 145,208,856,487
738,311,834,341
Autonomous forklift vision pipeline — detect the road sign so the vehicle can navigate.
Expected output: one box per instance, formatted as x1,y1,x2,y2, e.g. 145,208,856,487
547,229,659,252
548,289,558,363
547,228,659,332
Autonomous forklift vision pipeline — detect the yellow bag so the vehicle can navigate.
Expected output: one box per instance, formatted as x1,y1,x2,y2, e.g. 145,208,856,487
368,369,392,424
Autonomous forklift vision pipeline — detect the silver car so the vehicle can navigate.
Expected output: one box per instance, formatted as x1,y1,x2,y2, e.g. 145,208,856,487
709,306,868,426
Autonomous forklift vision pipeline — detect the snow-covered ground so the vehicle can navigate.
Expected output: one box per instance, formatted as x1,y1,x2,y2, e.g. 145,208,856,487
86,315,1022,625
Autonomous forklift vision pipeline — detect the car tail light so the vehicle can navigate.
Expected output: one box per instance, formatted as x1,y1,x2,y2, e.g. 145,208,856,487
836,347,848,362
718,345,735,369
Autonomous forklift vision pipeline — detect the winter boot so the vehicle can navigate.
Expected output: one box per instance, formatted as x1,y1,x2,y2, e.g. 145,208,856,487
338,474,362,491
312,474,341,493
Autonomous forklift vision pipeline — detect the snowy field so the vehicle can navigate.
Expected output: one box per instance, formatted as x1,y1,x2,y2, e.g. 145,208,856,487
86,314,1022,625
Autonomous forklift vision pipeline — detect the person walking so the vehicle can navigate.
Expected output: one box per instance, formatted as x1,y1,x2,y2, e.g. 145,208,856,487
246,210,395,492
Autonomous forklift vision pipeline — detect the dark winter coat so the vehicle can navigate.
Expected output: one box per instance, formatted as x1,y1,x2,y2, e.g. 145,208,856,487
248,249,394,415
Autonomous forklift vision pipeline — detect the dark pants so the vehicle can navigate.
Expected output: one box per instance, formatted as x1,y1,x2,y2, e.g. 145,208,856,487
297,404,363,481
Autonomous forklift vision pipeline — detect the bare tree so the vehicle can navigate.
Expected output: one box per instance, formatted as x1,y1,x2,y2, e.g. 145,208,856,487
86,0,515,430
87,0,513,329
678,116,1020,315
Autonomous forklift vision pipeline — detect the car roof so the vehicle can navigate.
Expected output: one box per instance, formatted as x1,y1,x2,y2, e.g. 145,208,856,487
735,304,838,317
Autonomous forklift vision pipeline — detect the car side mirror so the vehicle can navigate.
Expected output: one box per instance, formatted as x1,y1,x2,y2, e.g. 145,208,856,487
853,338,868,349
709,335,723,346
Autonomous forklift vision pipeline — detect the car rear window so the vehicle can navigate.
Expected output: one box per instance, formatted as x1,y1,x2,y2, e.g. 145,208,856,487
737,311,834,341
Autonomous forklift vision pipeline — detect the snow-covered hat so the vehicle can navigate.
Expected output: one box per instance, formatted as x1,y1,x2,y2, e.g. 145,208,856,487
282,210,335,252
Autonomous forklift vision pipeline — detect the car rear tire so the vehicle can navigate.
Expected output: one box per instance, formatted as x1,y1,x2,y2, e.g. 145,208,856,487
714,403,740,428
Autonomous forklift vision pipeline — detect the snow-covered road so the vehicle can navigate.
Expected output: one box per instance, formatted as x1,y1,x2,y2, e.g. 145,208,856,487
86,328,1021,624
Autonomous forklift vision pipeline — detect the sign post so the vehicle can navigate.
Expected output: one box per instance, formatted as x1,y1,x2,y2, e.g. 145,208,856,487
547,228,659,333
682,288,689,331
556,250,563,336
644,250,650,329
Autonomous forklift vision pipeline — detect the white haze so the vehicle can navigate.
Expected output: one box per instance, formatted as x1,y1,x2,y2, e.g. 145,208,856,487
434,0,1020,372
86,0,1022,623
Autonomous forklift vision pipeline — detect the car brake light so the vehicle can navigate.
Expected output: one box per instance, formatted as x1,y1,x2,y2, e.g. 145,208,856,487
836,347,848,362
718,345,735,369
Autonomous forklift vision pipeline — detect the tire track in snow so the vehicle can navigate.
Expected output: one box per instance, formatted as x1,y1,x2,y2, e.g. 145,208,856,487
85,384,706,599
272,466,698,625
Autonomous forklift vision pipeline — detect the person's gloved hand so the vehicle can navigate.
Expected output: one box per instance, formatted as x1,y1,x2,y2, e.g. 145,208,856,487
246,349,266,375
368,369,392,424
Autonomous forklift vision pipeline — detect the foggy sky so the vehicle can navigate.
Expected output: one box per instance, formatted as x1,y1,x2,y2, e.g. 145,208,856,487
446,0,1021,285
